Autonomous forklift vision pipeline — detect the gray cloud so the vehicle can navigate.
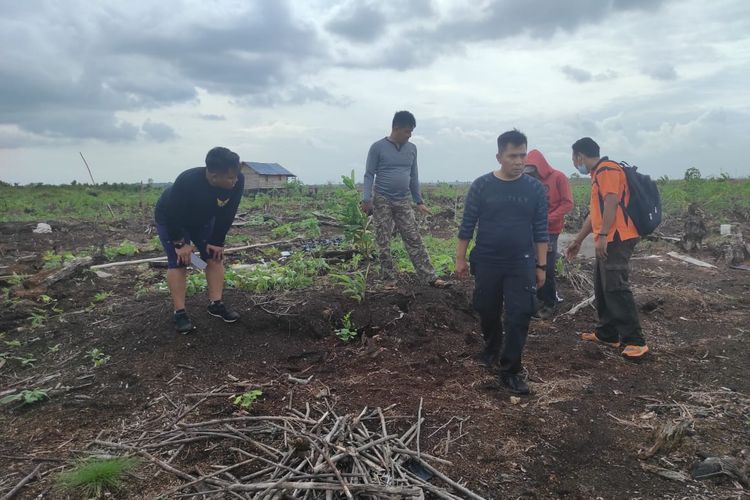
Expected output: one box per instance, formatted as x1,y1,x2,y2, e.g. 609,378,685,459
561,65,618,83
0,1,328,144
561,65,593,82
199,114,227,121
335,0,674,70
142,119,177,142
240,84,352,107
326,2,387,43
642,64,678,81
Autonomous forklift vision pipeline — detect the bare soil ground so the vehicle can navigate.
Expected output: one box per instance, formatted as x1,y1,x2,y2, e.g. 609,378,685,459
1,214,749,499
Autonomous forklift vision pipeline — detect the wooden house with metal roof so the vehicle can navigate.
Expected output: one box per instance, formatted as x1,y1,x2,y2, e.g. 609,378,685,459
239,162,296,191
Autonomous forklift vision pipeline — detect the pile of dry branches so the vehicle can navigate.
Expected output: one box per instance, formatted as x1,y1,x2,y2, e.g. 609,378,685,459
92,399,485,499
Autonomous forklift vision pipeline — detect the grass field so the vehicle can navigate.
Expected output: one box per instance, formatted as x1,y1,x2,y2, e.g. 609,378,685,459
2,175,749,223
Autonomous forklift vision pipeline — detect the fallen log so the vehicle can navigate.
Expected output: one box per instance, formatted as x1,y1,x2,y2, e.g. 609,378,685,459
90,238,304,270
15,257,93,295
41,257,93,286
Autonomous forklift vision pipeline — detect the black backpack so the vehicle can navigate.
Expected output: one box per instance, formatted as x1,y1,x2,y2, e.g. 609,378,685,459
595,160,662,236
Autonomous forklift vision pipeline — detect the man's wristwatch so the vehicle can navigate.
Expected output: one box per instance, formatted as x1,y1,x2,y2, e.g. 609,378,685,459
536,264,547,270
598,232,608,236
173,241,186,249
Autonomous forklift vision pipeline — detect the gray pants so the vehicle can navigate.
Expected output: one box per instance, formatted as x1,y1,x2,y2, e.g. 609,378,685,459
373,193,437,283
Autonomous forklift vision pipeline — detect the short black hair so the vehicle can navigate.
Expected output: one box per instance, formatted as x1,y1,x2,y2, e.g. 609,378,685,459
205,147,240,173
497,129,527,152
571,137,600,158
392,111,416,129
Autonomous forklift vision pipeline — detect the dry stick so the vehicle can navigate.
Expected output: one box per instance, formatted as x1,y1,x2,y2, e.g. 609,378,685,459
153,444,184,479
566,294,595,316
416,397,423,459
406,456,486,500
225,482,423,495
303,431,353,500
1,464,42,500
89,238,304,270
179,415,315,428
79,152,115,218
92,440,212,485
403,470,464,500
158,457,257,498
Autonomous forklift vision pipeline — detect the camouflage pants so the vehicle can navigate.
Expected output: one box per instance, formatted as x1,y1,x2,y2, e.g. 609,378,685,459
373,193,437,283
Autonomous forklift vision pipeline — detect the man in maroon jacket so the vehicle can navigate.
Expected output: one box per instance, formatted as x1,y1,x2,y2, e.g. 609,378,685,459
524,149,574,319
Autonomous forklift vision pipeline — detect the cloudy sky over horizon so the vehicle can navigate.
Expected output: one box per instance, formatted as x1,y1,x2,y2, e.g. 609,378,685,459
1,0,749,185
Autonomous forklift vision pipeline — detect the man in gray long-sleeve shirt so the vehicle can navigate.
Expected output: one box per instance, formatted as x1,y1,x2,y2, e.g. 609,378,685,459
361,111,447,287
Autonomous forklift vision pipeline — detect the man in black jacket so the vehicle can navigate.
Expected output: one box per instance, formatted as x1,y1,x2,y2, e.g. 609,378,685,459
154,147,245,333
455,130,548,394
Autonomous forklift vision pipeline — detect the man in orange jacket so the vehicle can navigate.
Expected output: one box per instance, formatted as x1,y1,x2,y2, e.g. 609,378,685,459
565,137,648,359
524,150,573,319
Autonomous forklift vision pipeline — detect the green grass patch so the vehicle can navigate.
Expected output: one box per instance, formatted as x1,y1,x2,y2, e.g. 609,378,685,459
57,456,139,498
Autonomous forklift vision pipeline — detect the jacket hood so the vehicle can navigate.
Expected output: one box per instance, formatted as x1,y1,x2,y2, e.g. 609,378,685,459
525,149,555,179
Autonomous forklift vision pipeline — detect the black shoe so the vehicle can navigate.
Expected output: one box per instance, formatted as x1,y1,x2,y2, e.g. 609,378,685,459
174,310,194,334
499,372,530,395
537,304,555,320
207,300,240,323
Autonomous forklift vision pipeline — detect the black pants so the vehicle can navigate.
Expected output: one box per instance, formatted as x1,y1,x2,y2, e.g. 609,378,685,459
537,234,558,307
472,263,536,374
594,236,645,346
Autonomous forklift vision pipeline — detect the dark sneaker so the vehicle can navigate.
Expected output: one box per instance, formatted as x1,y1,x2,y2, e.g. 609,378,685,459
207,301,240,323
174,310,194,334
499,372,530,395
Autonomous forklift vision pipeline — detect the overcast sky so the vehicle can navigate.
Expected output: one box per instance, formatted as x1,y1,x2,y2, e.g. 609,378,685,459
1,0,749,185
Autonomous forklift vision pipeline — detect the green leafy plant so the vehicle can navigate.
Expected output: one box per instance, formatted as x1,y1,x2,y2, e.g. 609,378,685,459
38,294,55,304
42,250,75,269
335,312,358,342
29,308,48,329
48,343,62,353
298,217,321,237
57,456,139,498
92,291,113,303
271,223,295,238
1,388,48,406
232,389,263,410
88,348,110,368
338,171,375,257
14,355,37,367
6,273,25,287
330,265,369,303
4,339,22,348
103,240,139,260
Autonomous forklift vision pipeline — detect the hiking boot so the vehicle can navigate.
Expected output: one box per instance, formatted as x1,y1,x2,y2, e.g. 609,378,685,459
622,345,650,359
580,332,621,348
174,310,194,334
499,372,530,395
207,300,240,323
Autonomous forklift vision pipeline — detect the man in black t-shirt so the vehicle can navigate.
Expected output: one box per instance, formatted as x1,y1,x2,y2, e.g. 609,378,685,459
154,147,245,333
455,130,549,395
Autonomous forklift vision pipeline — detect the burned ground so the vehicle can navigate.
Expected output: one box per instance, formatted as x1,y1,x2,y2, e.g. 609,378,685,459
1,210,749,499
